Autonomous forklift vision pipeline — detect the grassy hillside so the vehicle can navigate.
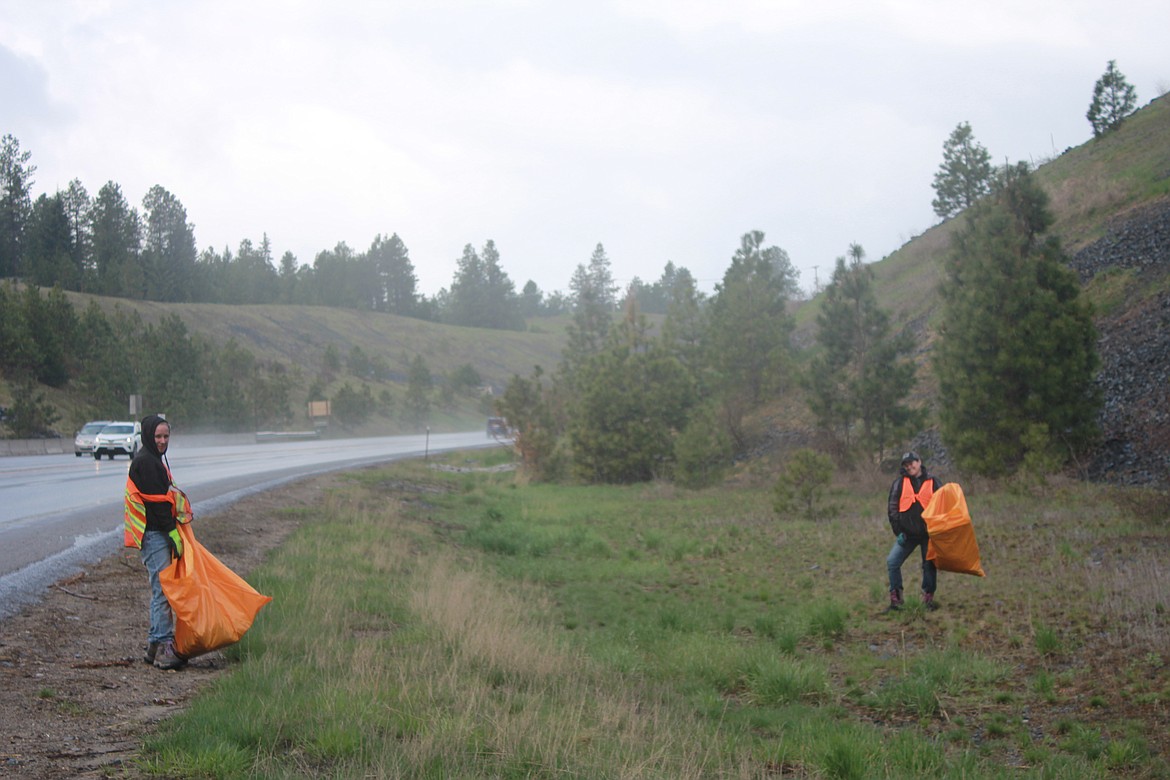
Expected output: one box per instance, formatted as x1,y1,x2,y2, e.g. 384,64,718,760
787,93,1170,441
798,93,1170,335
65,294,570,390
23,294,571,436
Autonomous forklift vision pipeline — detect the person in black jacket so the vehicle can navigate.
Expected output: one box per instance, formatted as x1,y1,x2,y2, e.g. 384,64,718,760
127,415,186,669
885,451,944,611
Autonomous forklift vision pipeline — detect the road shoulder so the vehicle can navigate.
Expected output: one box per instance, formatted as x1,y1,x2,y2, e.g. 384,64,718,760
0,472,342,779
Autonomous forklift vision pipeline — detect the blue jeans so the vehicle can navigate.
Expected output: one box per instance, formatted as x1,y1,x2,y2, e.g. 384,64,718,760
887,536,937,595
140,530,175,644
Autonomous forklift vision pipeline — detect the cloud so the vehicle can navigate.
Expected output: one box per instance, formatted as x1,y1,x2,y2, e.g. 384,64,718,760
0,43,69,134
1,0,1167,297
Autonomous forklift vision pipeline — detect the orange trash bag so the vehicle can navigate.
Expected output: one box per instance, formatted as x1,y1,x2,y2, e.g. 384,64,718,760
158,522,273,658
922,483,986,577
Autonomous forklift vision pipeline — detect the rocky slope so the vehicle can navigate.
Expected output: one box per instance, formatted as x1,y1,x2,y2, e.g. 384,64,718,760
1072,198,1170,486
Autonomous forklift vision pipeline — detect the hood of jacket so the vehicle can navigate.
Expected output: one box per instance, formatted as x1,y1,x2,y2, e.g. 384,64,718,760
140,414,168,458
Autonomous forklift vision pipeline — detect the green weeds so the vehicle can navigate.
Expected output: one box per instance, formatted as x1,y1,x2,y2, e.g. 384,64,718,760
140,455,1170,778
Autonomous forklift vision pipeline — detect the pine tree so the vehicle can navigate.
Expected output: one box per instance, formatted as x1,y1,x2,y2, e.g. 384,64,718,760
496,365,562,479
480,240,525,330
75,300,131,415
368,232,418,315
277,250,300,303
248,360,294,431
7,379,60,437
141,185,197,301
444,240,524,330
25,194,77,289
0,281,35,378
446,244,488,326
570,312,695,484
935,163,1100,476
561,243,619,390
90,181,142,297
332,382,373,428
310,242,364,308
137,313,210,422
519,280,543,317
36,286,79,388
206,338,257,431
931,122,993,219
705,231,798,405
660,267,707,389
227,234,279,304
805,244,919,465
0,134,36,278
1087,60,1138,138
62,179,92,289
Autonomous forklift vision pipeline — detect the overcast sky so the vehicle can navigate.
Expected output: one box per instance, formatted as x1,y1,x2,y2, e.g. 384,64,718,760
3,1,1167,298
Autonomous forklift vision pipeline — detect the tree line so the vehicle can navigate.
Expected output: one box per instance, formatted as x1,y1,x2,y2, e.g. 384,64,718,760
0,136,695,332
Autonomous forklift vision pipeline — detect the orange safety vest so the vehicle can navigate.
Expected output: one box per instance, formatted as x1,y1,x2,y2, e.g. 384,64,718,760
897,477,934,513
124,470,193,548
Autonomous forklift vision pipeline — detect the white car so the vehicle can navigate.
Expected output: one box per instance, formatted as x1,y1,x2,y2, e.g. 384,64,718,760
93,421,141,460
74,420,112,457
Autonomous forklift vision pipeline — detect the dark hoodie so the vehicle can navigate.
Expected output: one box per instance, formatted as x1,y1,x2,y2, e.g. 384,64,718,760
886,463,943,541
128,415,175,533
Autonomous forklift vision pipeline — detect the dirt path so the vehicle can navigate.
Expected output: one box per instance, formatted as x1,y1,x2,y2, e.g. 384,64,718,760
0,473,340,779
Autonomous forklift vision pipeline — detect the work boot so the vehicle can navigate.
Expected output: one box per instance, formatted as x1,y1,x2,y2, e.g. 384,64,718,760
886,589,904,612
153,641,186,670
143,641,159,665
922,591,938,611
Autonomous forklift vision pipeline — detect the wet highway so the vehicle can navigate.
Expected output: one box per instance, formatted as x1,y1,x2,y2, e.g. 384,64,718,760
0,431,496,619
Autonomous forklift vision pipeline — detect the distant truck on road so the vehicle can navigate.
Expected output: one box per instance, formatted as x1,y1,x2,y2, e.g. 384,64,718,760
486,417,509,438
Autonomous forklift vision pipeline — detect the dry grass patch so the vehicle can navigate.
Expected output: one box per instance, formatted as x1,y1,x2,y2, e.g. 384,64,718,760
404,553,754,778
1092,551,1170,651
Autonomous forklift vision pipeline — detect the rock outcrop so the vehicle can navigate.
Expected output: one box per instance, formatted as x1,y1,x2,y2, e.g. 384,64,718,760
1071,198,1170,486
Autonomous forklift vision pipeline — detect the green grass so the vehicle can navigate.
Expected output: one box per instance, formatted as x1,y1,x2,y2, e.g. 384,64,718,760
139,455,1170,778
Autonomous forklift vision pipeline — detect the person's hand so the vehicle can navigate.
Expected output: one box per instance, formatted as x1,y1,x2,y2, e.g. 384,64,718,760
167,528,184,558
896,533,906,545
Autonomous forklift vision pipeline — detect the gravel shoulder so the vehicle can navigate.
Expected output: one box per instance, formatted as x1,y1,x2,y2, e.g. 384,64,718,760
0,473,339,779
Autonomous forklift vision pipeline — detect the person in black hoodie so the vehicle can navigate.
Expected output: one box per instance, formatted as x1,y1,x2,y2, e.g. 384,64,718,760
126,414,186,670
885,451,944,612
